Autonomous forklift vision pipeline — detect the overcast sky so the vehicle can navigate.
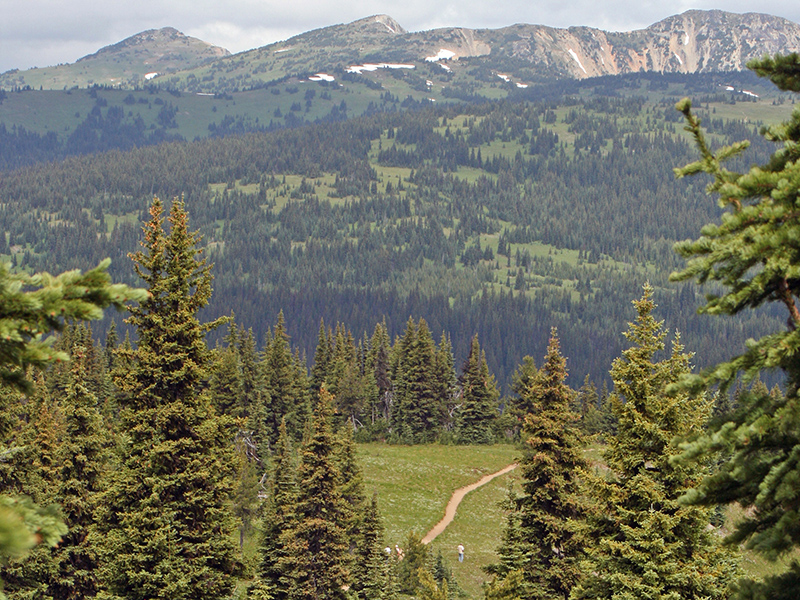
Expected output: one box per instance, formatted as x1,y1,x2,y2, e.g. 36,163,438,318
1,1,798,74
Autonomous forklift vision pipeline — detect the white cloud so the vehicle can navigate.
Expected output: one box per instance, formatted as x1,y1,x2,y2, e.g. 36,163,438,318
186,22,302,54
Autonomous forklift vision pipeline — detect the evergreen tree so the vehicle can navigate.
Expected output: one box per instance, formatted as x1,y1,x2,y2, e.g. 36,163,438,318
310,319,330,395
252,418,296,600
396,532,429,596
491,329,585,600
350,494,391,600
261,311,309,443
456,335,498,444
433,332,457,432
393,319,440,442
367,321,392,425
231,431,260,553
48,347,110,600
0,257,142,590
335,424,366,546
96,197,239,600
670,54,800,599
282,385,349,600
1,376,63,600
573,285,737,600
209,343,244,417
416,568,448,600
238,327,263,420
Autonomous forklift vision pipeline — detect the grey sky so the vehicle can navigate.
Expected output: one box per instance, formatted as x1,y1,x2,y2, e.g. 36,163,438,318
1,1,798,74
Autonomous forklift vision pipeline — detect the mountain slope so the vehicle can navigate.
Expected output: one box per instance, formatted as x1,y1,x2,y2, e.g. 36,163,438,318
161,10,800,93
0,27,229,90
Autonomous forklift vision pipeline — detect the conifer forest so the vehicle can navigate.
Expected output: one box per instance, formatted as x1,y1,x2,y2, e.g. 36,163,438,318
1,51,800,600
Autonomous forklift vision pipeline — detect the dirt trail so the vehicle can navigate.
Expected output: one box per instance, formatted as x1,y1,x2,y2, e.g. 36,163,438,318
421,463,518,544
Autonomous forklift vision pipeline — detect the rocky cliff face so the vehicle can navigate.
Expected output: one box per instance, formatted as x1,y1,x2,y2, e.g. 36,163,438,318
456,10,800,78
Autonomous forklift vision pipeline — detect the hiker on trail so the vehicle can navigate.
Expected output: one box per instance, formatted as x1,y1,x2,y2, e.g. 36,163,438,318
395,545,404,560
457,544,464,562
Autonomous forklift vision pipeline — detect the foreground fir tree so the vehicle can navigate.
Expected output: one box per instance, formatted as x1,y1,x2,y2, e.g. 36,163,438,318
488,329,586,600
350,494,393,600
573,285,737,600
335,424,367,547
394,319,440,443
0,258,143,590
282,386,349,600
671,53,800,599
96,197,239,600
262,311,310,443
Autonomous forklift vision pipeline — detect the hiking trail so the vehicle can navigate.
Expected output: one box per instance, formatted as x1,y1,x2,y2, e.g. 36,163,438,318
421,463,518,544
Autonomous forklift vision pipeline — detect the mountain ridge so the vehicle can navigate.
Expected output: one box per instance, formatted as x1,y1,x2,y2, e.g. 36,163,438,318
0,27,229,89
2,10,799,92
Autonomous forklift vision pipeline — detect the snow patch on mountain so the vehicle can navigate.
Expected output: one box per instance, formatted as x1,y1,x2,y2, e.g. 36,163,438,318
425,49,456,62
568,49,586,74
346,63,415,74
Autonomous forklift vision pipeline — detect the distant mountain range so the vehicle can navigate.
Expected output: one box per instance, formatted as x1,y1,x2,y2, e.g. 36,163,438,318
2,9,799,93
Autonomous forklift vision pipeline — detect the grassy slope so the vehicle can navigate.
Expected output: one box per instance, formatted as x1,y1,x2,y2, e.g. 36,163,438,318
359,442,519,597
358,442,798,599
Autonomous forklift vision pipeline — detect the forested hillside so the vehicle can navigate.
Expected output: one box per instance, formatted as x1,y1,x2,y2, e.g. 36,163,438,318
3,36,800,600
0,72,788,390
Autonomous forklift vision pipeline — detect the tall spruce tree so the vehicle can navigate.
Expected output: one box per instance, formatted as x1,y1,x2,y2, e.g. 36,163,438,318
282,385,349,600
96,197,239,600
433,332,457,432
350,494,392,600
310,320,331,396
489,329,585,600
335,424,367,547
456,335,498,444
573,285,737,600
393,319,439,443
669,53,800,599
367,321,392,424
484,481,526,583
262,311,309,443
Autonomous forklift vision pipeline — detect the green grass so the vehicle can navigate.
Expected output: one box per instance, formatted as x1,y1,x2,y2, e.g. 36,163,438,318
427,470,518,597
359,443,518,542
359,442,519,598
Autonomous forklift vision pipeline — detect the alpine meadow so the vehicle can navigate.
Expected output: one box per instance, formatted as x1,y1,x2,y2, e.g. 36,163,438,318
2,8,800,600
